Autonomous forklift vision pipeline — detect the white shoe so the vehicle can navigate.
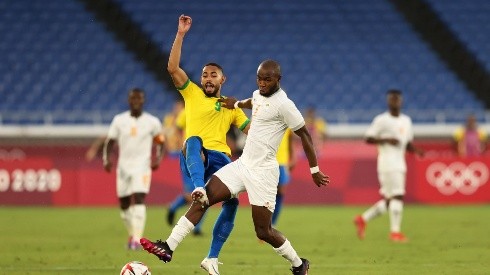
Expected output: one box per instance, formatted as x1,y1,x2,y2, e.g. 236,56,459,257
200,257,221,275
192,187,209,207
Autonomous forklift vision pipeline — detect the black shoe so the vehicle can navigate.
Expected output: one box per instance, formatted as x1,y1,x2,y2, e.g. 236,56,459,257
140,238,173,263
291,258,310,275
167,209,175,225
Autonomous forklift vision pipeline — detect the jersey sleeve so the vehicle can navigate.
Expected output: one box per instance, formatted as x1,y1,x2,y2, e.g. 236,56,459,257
365,115,382,138
279,100,305,131
407,116,414,142
233,108,250,131
453,127,464,141
478,128,488,141
151,116,163,136
107,115,119,139
176,79,196,100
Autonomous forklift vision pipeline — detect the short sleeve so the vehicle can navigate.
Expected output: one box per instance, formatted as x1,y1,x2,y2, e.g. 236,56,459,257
365,116,382,138
233,108,250,131
453,127,464,141
279,100,305,131
151,116,163,136
406,117,414,142
107,116,119,139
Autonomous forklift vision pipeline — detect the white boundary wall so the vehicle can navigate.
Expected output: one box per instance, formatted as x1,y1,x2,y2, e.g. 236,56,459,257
2,123,490,139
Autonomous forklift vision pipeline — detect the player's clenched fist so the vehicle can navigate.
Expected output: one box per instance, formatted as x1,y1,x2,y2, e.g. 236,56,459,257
178,14,192,34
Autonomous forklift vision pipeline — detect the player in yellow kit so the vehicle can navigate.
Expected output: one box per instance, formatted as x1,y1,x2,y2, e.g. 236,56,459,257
141,15,250,274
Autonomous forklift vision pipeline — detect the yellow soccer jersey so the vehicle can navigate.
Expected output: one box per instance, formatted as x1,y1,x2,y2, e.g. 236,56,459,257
453,127,487,142
178,79,250,156
276,128,292,165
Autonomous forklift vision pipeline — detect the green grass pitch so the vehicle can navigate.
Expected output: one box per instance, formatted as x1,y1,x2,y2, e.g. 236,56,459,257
1,205,489,274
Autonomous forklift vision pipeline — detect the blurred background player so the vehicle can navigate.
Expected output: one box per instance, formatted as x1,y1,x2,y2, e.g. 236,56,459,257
272,128,296,227
162,14,250,274
354,89,423,243
304,106,328,156
103,88,164,250
161,99,185,158
453,114,488,157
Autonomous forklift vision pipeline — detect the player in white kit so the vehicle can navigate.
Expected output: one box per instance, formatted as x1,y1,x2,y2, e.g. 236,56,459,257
354,89,424,243
103,88,164,250
140,60,329,275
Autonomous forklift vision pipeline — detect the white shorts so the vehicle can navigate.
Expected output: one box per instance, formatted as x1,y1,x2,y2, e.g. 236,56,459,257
116,166,152,198
378,171,406,198
214,159,279,212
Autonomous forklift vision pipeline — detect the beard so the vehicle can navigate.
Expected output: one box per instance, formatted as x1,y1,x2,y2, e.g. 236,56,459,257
203,84,220,97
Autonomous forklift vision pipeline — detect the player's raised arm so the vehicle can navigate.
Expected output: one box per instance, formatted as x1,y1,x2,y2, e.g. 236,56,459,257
294,126,329,187
167,15,192,88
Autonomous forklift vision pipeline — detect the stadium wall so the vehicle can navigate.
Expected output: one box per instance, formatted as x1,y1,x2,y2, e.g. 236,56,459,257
1,140,489,206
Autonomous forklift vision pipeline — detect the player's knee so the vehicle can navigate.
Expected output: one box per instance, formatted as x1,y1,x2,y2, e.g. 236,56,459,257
254,225,272,241
133,193,146,204
119,196,131,210
186,136,203,151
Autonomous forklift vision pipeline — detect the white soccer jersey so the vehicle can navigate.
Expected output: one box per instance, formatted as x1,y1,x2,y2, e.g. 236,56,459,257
107,111,162,171
365,112,414,173
240,89,305,169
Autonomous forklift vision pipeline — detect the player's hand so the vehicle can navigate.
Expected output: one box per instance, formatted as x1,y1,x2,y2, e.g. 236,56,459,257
150,159,160,170
312,171,329,187
177,14,192,34
218,97,238,109
103,160,112,172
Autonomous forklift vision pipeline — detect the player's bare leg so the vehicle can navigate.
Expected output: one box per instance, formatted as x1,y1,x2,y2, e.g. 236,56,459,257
251,205,309,274
141,175,231,263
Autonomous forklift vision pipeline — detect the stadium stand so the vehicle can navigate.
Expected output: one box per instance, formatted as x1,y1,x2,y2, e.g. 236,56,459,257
0,0,488,125
0,0,174,125
113,0,487,123
426,0,490,71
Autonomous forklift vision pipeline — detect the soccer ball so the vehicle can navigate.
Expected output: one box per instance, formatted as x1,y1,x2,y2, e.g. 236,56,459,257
120,261,151,275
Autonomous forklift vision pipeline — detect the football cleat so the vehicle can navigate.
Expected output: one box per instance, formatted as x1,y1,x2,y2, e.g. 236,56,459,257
200,257,222,275
140,238,173,263
192,187,209,207
291,258,310,275
353,215,366,240
390,232,409,243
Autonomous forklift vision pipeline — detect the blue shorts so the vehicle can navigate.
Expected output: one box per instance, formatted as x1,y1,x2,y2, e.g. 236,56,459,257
278,165,290,186
180,149,232,193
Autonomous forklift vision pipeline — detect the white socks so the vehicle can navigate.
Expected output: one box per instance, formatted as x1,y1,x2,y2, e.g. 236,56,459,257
273,239,302,267
120,207,134,237
166,216,195,251
389,199,403,233
362,199,387,222
132,204,146,241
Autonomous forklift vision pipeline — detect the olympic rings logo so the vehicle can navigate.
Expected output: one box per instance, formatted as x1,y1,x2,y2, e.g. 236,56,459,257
425,162,489,195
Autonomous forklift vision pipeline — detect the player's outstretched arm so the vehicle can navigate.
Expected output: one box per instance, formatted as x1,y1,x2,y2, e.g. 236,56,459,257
218,97,253,109
168,15,191,88
294,126,329,187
